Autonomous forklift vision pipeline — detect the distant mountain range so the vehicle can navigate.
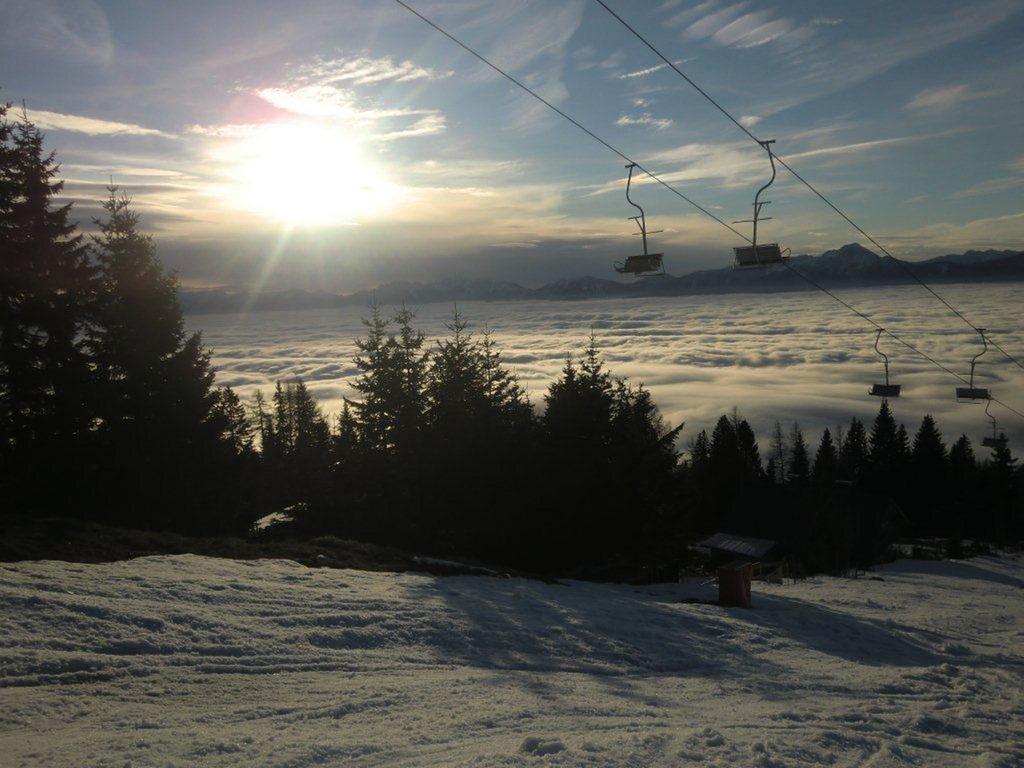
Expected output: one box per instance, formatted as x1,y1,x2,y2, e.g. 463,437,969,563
181,244,1024,314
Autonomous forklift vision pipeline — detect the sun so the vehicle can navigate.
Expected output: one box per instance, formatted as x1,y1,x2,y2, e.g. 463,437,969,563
217,122,400,226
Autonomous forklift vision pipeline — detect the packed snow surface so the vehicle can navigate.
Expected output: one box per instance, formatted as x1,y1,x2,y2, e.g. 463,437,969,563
1,554,1022,767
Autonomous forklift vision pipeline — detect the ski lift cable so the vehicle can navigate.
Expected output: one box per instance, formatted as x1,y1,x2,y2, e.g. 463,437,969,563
390,0,748,242
390,0,1024,425
592,0,1024,373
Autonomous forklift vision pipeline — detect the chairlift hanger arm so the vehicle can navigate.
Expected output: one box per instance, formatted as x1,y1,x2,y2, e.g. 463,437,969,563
874,328,890,384
968,329,989,387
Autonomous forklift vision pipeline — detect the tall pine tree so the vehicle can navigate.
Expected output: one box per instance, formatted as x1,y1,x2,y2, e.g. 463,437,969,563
0,108,94,464
89,185,220,527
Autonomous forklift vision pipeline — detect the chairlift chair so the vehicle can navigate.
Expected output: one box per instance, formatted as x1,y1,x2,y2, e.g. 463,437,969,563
955,329,991,401
614,163,666,277
981,398,1008,449
869,329,901,398
733,140,789,269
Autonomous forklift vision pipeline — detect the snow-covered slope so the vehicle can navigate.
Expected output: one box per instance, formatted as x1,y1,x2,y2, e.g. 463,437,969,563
1,554,1021,767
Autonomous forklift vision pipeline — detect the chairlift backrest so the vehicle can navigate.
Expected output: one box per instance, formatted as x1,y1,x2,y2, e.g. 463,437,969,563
870,384,901,398
733,243,786,268
616,253,664,275
956,387,991,401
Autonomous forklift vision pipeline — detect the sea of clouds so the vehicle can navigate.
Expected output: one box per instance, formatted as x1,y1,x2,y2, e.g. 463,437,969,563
189,283,1023,451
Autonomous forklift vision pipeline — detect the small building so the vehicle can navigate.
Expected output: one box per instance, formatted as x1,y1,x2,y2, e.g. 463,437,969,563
695,533,780,608
695,532,777,565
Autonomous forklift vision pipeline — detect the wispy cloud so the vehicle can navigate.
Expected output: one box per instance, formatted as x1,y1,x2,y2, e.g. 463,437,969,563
294,54,452,86
712,11,795,48
27,109,174,138
256,85,434,121
615,59,689,80
373,113,447,141
616,113,674,130
952,177,1024,198
617,62,669,79
906,83,998,111
684,2,751,40
785,132,953,163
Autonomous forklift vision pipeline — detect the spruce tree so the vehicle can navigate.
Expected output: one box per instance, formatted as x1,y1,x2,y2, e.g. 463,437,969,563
812,428,838,485
733,417,763,479
788,422,810,483
910,415,947,531
350,303,393,452
91,186,215,435
350,304,427,454
770,421,787,482
89,185,220,527
690,429,710,471
210,387,254,457
0,107,95,478
391,305,428,448
839,417,868,482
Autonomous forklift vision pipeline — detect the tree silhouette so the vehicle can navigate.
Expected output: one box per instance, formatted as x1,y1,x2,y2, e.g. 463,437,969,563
812,428,838,485
89,185,221,527
0,106,95,508
788,422,810,483
839,417,869,483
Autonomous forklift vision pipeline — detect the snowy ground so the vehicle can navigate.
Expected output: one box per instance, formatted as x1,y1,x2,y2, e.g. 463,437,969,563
1,555,1022,767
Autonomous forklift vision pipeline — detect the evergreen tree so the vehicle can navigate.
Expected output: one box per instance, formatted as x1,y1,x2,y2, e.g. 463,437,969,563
89,185,220,526
480,327,531,425
868,401,899,465
911,415,946,473
350,304,427,455
788,422,810,483
839,417,869,482
732,414,763,479
262,379,330,515
544,335,613,451
426,309,484,430
690,429,710,471
769,421,787,483
709,415,740,479
984,441,1020,542
812,427,838,485
391,305,428,448
908,414,947,531
210,387,254,457
350,303,393,452
946,434,978,537
0,106,95,495
333,401,360,465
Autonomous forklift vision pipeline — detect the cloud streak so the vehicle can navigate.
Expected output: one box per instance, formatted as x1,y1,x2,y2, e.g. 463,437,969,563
27,109,174,138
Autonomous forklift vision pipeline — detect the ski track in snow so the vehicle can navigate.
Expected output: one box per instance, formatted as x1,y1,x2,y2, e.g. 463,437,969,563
1,554,1022,767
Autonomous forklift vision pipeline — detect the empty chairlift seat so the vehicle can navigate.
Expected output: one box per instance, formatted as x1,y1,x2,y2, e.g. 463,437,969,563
870,383,902,398
615,252,664,276
956,386,990,401
733,243,788,269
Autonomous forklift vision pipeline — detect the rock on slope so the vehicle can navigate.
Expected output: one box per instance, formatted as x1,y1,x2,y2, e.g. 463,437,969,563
1,554,1022,767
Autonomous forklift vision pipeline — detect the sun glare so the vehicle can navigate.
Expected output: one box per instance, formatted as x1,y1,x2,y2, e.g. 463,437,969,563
218,123,400,226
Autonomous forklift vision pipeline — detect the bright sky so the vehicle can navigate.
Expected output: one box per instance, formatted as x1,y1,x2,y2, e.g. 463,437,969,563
2,0,1023,290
